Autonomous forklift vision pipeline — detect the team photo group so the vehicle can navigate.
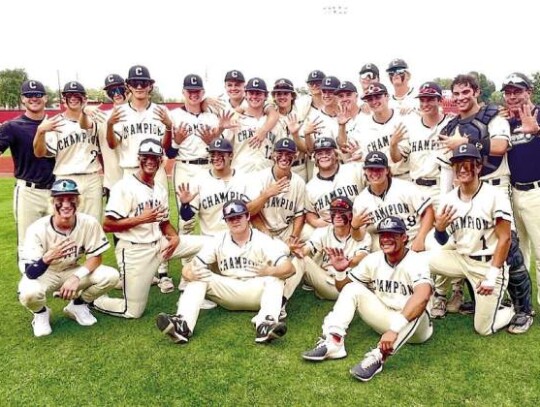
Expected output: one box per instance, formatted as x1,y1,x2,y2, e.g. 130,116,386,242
1,58,539,382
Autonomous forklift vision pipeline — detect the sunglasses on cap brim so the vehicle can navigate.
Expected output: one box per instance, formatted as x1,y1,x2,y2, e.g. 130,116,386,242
389,69,407,76
223,203,247,218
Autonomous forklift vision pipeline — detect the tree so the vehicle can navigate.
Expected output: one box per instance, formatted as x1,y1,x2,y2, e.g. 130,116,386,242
530,72,540,105
0,68,28,109
489,91,504,106
85,88,108,103
151,86,165,103
433,77,453,91
469,71,495,104
45,86,59,108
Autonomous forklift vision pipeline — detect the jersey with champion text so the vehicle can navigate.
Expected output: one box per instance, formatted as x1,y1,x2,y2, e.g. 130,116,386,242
113,103,167,168
349,249,433,311
507,106,540,183
349,110,409,176
22,213,110,273
439,182,513,256
246,167,305,234
189,170,250,236
169,108,219,160
438,115,511,181
105,174,169,243
389,87,418,115
305,162,365,222
45,116,101,175
352,178,431,242
402,114,450,180
307,225,371,269
222,113,278,174
195,228,289,279
301,108,339,141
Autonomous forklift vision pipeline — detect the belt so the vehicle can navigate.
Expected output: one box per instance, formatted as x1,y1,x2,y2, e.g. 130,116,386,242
17,179,52,190
484,178,501,186
180,158,209,165
513,180,540,191
415,178,437,187
128,240,159,246
470,255,493,262
292,159,306,167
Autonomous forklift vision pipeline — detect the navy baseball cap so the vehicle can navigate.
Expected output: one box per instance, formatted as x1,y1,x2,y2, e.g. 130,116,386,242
450,143,481,163
51,179,80,197
62,81,86,95
274,138,297,153
416,82,443,98
21,80,46,95
376,216,407,234
103,74,125,90
359,63,380,77
127,65,155,83
222,199,249,219
320,76,341,91
306,70,326,83
224,70,245,82
501,72,532,91
335,81,358,94
313,137,337,151
138,138,163,156
245,77,268,92
387,58,409,72
364,151,389,168
361,83,388,100
208,138,233,153
272,78,294,93
183,74,204,90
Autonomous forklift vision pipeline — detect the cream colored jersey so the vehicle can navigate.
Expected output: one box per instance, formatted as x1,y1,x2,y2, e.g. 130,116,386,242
349,249,433,311
105,174,169,243
246,167,305,235
353,178,432,241
97,109,122,189
302,108,339,141
305,162,365,221
113,103,167,169
217,95,249,113
22,213,110,273
349,110,409,176
195,228,289,279
222,113,278,174
275,105,307,163
307,225,371,269
169,108,219,161
389,87,418,115
45,116,101,175
189,170,250,236
403,114,450,180
439,182,513,256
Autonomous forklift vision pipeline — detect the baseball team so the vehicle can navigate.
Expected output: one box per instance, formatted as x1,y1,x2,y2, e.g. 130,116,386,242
1,60,539,382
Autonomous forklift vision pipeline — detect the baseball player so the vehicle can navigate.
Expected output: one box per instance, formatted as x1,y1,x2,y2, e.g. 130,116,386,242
305,137,365,228
177,138,249,236
348,83,410,180
302,216,433,382
386,58,417,115
18,178,118,337
288,196,371,301
92,139,206,318
0,80,55,271
155,199,294,344
302,69,326,112
34,81,103,221
351,151,434,252
335,81,364,156
246,138,306,242
430,144,515,335
357,63,380,115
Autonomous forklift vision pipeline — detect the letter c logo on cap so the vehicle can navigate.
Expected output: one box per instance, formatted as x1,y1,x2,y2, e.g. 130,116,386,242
107,75,115,83
191,76,197,85
136,67,143,76
253,79,259,88
70,82,77,89
458,144,468,153
29,81,37,89
232,71,238,78
214,139,222,148
325,78,331,86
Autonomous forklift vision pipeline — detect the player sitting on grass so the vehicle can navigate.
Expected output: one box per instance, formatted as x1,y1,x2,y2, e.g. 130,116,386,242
302,216,433,382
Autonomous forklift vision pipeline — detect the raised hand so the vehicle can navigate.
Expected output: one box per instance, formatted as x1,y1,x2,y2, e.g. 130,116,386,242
176,183,198,204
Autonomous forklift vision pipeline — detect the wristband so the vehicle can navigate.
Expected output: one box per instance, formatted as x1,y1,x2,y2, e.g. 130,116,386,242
334,269,349,281
74,266,91,280
389,313,409,333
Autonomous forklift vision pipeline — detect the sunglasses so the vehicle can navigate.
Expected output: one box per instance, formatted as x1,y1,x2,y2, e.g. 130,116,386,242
360,72,375,80
223,202,247,218
24,92,45,98
127,80,151,88
64,92,85,99
363,94,385,102
107,86,126,98
503,88,525,97
388,69,407,77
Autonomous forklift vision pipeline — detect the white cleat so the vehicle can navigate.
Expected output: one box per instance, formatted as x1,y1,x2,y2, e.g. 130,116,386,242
32,307,52,337
63,301,97,326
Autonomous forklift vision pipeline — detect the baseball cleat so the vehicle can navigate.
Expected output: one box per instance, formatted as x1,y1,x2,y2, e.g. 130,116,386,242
63,301,97,326
507,312,534,334
158,277,175,294
32,307,52,337
350,348,384,382
302,335,347,361
255,316,287,343
156,313,191,344
447,289,464,313
459,301,475,315
200,299,217,310
430,295,447,319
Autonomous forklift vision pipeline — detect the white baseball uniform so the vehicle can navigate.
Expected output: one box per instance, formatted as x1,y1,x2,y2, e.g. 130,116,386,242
97,109,122,191
389,87,418,115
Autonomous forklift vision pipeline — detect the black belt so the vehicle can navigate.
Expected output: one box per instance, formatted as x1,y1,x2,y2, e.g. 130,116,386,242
513,181,540,191
21,181,52,190
129,240,158,246
180,159,209,165
292,159,306,166
415,178,437,187
470,255,493,262
484,178,501,186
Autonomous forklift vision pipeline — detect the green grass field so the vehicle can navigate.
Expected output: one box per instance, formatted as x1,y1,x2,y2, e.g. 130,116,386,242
1,177,539,406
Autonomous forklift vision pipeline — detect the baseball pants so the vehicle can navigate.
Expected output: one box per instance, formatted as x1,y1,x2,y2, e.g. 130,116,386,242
288,257,339,300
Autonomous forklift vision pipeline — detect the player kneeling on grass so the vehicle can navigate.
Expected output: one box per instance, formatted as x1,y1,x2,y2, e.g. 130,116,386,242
18,179,119,337
302,216,433,382
156,199,295,344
